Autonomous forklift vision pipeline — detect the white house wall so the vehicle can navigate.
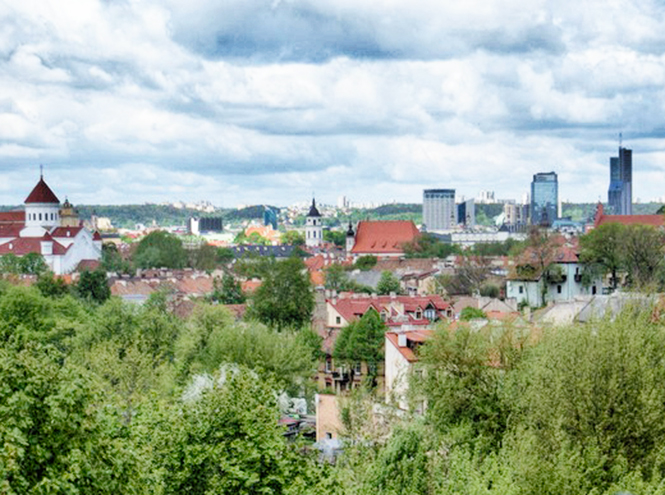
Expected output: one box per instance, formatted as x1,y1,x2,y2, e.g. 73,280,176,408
384,337,411,411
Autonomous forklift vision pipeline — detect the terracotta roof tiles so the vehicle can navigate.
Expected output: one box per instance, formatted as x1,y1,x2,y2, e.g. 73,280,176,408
351,220,420,255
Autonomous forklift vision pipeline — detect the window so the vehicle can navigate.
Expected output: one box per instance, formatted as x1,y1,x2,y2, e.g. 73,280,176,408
353,362,362,374
592,285,597,295
557,285,562,294
424,309,436,320
325,432,332,440
519,286,524,294
39,213,42,221
325,358,332,373
415,310,422,320
335,316,341,325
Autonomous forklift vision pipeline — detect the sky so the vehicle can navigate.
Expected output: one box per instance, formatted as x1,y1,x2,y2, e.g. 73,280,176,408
1,0,665,208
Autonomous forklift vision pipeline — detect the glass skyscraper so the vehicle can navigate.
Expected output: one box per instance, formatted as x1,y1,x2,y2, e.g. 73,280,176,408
423,189,455,231
530,172,558,227
608,147,632,215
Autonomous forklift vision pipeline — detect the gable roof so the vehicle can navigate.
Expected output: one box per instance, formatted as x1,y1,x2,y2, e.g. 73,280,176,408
351,220,420,254
25,177,60,204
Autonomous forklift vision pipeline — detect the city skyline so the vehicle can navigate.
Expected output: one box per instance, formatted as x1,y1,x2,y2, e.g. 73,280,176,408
2,1,665,207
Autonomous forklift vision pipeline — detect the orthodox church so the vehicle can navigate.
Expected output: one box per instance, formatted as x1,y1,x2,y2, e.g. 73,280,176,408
0,174,102,275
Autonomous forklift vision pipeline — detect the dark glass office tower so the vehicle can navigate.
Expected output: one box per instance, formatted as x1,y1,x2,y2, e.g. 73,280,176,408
608,147,632,215
531,172,558,227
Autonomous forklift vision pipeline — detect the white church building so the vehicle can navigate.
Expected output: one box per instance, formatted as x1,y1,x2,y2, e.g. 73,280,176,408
0,175,102,275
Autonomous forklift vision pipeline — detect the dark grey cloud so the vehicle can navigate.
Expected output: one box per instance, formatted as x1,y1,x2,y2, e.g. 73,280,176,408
167,0,566,63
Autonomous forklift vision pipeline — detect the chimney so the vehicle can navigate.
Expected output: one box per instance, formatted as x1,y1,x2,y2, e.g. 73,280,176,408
398,334,407,347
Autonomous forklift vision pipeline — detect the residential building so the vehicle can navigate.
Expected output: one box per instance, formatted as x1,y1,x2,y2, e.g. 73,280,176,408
317,293,452,393
385,330,432,411
608,147,633,215
531,172,558,227
506,239,602,307
423,189,455,231
0,175,102,274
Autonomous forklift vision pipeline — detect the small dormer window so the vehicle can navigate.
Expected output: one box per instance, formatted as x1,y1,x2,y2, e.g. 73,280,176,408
415,309,422,320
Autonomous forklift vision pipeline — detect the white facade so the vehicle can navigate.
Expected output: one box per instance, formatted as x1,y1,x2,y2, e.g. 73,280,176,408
385,334,412,410
507,262,602,307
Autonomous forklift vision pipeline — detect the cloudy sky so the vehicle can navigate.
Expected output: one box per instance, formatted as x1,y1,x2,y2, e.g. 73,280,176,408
1,0,665,207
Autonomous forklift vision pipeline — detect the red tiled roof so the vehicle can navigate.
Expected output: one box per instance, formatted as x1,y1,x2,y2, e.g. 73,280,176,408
597,214,665,228
0,236,68,255
24,178,60,204
305,254,326,271
0,211,25,224
51,227,84,238
330,294,450,323
386,330,433,362
593,202,665,229
0,224,24,238
351,221,420,254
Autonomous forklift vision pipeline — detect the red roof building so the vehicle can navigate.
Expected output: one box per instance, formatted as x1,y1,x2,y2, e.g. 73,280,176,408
349,220,420,257
0,175,102,275
593,202,665,229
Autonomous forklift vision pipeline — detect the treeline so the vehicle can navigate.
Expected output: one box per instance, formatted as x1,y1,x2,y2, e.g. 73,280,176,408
0,278,325,494
328,307,665,494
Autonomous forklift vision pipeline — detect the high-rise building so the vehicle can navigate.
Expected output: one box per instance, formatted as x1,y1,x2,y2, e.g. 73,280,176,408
423,189,455,231
608,147,632,215
457,199,475,228
530,172,558,227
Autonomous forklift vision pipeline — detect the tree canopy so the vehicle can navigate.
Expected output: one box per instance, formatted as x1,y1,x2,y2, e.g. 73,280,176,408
134,230,188,269
246,256,314,330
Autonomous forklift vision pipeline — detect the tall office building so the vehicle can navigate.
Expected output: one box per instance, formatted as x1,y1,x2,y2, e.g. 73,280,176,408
457,198,475,228
530,172,558,227
608,147,632,215
423,189,455,231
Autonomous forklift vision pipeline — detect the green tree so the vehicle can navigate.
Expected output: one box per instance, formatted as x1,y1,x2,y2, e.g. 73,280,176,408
76,269,111,303
36,272,70,298
376,270,401,295
355,255,378,271
510,308,665,492
419,323,513,452
19,252,48,275
156,368,292,495
334,309,386,385
281,230,305,246
324,230,346,247
211,273,246,304
0,348,141,494
460,307,487,321
621,224,665,289
579,223,625,290
189,242,218,271
0,253,21,275
134,230,187,269
247,257,314,331
403,233,461,258
216,246,235,264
